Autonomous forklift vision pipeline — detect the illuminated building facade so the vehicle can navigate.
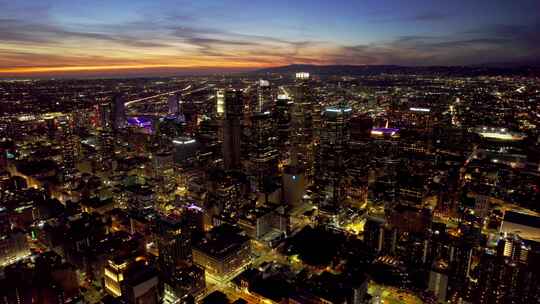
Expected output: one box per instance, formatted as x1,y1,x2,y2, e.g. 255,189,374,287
255,79,271,113
0,229,29,267
193,224,251,281
104,258,130,297
428,259,450,303
163,265,206,304
215,89,225,117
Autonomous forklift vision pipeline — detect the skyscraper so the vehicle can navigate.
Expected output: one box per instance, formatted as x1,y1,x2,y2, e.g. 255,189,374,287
275,95,292,151
98,101,115,170
256,79,271,113
222,90,243,170
291,77,314,147
290,73,316,179
315,103,352,208
250,111,279,189
156,215,192,278
58,114,76,177
215,89,225,117
168,93,181,116
112,94,127,131
428,259,450,303
99,101,113,130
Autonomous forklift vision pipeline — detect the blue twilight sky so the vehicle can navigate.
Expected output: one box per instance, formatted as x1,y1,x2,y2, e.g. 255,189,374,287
0,0,539,75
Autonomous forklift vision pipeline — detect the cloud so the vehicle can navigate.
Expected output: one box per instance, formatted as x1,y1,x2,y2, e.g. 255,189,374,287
0,18,170,48
370,11,451,23
317,32,531,66
463,23,540,48
413,12,450,21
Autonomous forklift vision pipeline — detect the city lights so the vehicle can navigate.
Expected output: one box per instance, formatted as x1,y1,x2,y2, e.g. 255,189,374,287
0,1,538,304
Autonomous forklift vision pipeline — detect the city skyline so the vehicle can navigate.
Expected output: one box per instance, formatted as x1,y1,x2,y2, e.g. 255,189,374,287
1,0,540,77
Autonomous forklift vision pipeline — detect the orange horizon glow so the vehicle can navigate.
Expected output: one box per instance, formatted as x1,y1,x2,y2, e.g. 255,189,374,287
0,62,280,75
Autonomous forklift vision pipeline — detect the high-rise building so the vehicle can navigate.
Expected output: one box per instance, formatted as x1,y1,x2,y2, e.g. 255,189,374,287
192,224,251,282
290,73,318,180
250,111,279,189
120,263,160,304
291,79,314,147
275,95,292,151
215,89,225,117
97,100,115,170
315,103,352,208
197,117,222,165
222,90,243,170
282,165,306,207
99,101,113,130
364,217,386,253
168,93,181,116
112,94,127,131
255,79,271,113
57,114,76,176
0,228,29,267
428,259,450,303
156,215,192,278
172,136,198,166
364,217,397,255
104,258,131,297
163,265,206,304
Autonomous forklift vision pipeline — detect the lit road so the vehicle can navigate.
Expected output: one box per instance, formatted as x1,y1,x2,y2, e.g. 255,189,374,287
124,84,192,107
279,86,292,99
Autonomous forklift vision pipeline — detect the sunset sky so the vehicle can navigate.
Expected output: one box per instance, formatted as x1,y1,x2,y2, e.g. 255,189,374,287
1,0,539,76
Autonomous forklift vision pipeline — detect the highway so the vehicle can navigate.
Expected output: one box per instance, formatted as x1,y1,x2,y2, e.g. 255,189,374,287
124,84,192,107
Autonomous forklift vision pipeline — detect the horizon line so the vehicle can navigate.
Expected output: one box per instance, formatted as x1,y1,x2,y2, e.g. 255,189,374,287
0,62,537,79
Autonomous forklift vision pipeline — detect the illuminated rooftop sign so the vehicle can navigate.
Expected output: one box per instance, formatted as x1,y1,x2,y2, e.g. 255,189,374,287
295,72,310,80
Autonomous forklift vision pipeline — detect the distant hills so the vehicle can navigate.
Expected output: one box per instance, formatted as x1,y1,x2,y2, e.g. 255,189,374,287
254,63,540,77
